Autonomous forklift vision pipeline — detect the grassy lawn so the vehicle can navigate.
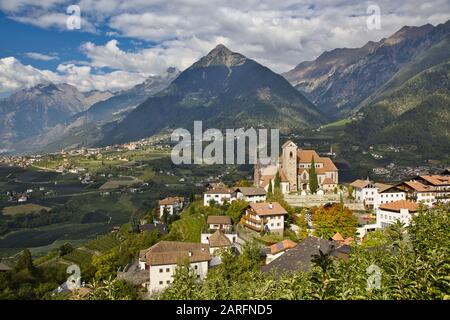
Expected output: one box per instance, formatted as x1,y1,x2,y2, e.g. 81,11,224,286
2,203,51,216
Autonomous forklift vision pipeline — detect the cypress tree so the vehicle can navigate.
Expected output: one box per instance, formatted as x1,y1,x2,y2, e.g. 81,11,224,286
309,156,319,194
274,172,281,189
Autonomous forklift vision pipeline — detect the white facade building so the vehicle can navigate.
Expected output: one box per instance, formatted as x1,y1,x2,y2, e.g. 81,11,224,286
241,202,287,234
203,188,235,206
139,241,211,294
158,197,185,216
376,200,418,228
234,187,267,203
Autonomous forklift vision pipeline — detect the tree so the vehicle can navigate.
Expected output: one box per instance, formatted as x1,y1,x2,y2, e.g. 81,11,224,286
189,189,195,203
312,203,358,239
226,199,248,224
59,242,74,257
236,179,252,187
362,229,388,248
267,180,273,195
296,211,309,240
15,249,35,274
274,172,281,190
158,264,201,300
347,185,354,199
86,277,138,300
161,207,170,225
92,251,119,281
309,157,319,194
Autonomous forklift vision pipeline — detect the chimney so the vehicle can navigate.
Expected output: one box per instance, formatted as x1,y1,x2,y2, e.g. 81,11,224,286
188,251,193,257
268,202,273,209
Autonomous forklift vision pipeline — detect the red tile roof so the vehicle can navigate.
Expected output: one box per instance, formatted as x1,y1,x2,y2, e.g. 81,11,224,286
207,215,232,225
249,202,288,216
270,239,297,254
402,181,431,192
139,241,211,266
158,196,184,205
379,200,419,213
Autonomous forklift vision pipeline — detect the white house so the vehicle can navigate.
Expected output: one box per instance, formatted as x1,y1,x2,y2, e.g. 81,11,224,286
206,215,233,231
201,230,235,255
376,200,419,228
396,181,436,207
374,183,406,209
139,241,211,294
350,179,378,208
241,202,287,234
414,175,450,204
203,188,235,206
234,187,267,203
158,197,185,216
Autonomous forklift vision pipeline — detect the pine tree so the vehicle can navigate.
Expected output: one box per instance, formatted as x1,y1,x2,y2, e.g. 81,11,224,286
268,180,273,195
309,156,319,194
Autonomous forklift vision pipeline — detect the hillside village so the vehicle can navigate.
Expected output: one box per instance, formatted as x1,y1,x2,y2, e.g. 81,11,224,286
7,139,444,299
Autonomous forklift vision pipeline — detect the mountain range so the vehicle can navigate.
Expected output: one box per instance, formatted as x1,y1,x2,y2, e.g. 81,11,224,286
283,20,450,118
7,68,180,154
1,20,449,160
0,83,113,152
99,44,323,146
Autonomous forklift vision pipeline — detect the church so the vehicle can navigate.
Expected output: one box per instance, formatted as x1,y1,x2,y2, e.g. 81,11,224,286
254,140,339,194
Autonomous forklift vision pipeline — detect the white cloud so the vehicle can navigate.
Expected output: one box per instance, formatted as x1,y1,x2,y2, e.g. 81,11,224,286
25,52,59,61
1,0,449,94
0,57,147,95
0,57,51,93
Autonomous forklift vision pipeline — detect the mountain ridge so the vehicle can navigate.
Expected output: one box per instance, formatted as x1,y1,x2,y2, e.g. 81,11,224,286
99,44,324,146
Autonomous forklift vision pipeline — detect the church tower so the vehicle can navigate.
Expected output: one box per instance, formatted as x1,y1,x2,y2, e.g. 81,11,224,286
281,140,298,191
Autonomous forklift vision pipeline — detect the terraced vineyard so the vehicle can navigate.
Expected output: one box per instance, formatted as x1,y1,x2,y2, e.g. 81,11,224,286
62,248,94,266
84,234,120,253
169,213,207,243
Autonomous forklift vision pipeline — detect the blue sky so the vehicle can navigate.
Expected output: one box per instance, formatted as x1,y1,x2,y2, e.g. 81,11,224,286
0,0,449,96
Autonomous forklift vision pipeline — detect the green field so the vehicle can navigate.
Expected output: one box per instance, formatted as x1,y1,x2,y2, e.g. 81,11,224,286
2,203,51,216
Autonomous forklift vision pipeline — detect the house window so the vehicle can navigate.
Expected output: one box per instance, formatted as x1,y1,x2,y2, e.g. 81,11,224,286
166,280,170,284
194,265,198,270
277,223,281,227
166,268,170,272
159,281,163,285
159,268,163,273
197,275,201,279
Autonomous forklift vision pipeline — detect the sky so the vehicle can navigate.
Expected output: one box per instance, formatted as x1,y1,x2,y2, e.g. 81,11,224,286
0,0,449,96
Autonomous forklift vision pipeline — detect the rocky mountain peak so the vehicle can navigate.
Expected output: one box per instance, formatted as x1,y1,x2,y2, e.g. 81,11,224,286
192,44,247,68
